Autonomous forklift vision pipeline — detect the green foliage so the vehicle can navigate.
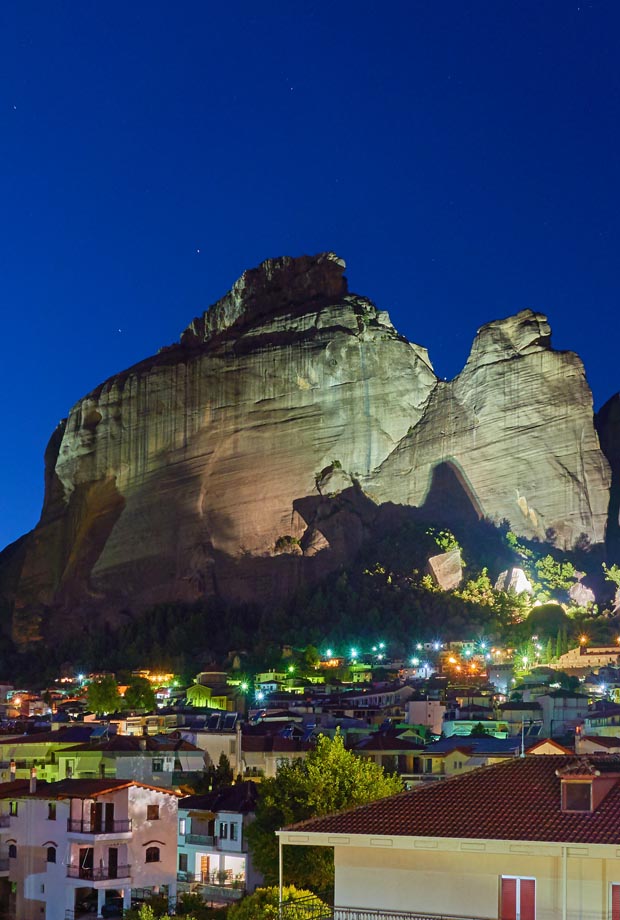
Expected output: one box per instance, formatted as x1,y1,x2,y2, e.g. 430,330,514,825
527,604,571,640
469,722,490,737
426,527,461,554
275,535,301,552
213,752,234,788
454,568,495,606
228,885,329,920
603,563,620,588
246,732,402,895
535,555,576,596
124,676,156,711
86,675,121,715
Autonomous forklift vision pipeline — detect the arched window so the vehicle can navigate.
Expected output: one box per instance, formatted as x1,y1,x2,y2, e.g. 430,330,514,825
145,846,160,863
47,846,56,863
8,844,16,858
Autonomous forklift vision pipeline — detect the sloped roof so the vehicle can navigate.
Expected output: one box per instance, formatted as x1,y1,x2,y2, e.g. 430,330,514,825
0,778,181,799
180,781,259,814
286,755,620,844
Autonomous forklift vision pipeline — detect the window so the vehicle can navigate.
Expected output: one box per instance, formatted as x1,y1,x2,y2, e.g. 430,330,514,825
147,804,159,821
230,822,239,841
563,782,591,812
145,846,160,863
8,844,16,859
178,853,188,873
48,803,56,820
152,759,163,772
46,846,56,864
219,821,228,839
500,876,535,920
179,818,186,836
9,802,17,817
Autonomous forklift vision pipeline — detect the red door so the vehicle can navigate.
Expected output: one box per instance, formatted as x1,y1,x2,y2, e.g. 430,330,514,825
501,877,535,920
611,884,620,920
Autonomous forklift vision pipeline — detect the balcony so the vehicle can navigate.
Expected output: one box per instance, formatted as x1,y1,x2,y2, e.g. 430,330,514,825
279,901,486,920
185,832,215,847
67,864,131,881
67,818,132,835
178,871,245,901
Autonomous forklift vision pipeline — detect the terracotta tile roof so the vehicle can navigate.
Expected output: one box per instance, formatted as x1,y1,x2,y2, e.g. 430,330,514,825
286,755,620,844
0,778,181,800
580,736,620,749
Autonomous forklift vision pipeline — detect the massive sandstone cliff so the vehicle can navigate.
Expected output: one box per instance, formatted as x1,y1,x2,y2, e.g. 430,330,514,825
0,253,613,643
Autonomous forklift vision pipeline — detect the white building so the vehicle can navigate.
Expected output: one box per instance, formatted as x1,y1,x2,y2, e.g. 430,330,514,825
0,775,179,919
177,782,262,905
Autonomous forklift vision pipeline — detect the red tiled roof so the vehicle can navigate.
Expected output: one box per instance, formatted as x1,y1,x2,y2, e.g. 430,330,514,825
0,778,181,800
286,755,620,844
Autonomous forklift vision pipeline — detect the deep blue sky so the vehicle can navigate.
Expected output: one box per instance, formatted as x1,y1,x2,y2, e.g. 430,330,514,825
1,1,619,552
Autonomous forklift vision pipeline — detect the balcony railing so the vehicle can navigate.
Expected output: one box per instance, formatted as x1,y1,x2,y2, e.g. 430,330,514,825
67,864,131,881
178,870,245,899
279,901,486,920
185,832,215,846
0,816,10,828
67,818,132,834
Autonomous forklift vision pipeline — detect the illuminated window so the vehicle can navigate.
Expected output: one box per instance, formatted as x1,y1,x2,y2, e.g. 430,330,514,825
9,802,17,816
230,822,239,841
179,818,186,835
145,846,160,863
219,822,228,839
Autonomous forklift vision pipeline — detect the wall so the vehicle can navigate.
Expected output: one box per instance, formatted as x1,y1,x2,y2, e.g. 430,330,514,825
332,840,620,920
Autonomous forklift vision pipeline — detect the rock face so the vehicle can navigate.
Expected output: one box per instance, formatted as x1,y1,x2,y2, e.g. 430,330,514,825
596,393,620,559
0,253,613,644
367,310,610,548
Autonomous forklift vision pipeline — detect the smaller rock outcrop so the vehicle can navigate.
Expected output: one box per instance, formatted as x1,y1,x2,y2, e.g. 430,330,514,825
426,548,464,591
495,567,533,596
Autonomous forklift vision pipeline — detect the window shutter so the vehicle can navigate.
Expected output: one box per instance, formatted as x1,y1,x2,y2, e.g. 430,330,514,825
519,879,536,920
612,884,620,920
501,877,517,920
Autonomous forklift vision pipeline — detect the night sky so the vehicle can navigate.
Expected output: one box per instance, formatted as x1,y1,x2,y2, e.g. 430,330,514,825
1,1,619,552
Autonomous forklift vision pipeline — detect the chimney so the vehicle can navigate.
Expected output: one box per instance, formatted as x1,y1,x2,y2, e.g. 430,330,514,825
29,767,37,794
9,761,16,782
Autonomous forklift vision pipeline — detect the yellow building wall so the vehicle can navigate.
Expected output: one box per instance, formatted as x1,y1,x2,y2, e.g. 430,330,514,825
334,844,620,920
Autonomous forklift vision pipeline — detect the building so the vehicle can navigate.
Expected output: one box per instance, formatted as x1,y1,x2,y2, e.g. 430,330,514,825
0,776,179,920
177,782,262,905
279,754,620,919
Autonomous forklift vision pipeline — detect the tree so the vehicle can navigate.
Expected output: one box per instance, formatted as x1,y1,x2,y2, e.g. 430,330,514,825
534,555,576,597
124,676,156,711
246,732,402,896
603,563,620,588
214,751,234,788
469,722,490,737
227,885,329,920
527,603,571,640
86,675,122,715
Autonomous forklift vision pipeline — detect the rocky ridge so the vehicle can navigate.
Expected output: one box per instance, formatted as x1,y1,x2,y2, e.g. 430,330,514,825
0,253,614,644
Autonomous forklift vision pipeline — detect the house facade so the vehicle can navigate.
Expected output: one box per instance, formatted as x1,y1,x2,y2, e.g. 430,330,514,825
279,754,620,919
0,776,179,920
177,782,262,905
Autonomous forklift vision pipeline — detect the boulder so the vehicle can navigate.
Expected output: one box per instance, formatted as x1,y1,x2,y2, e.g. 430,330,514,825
425,548,464,591
495,567,534,595
568,582,596,607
